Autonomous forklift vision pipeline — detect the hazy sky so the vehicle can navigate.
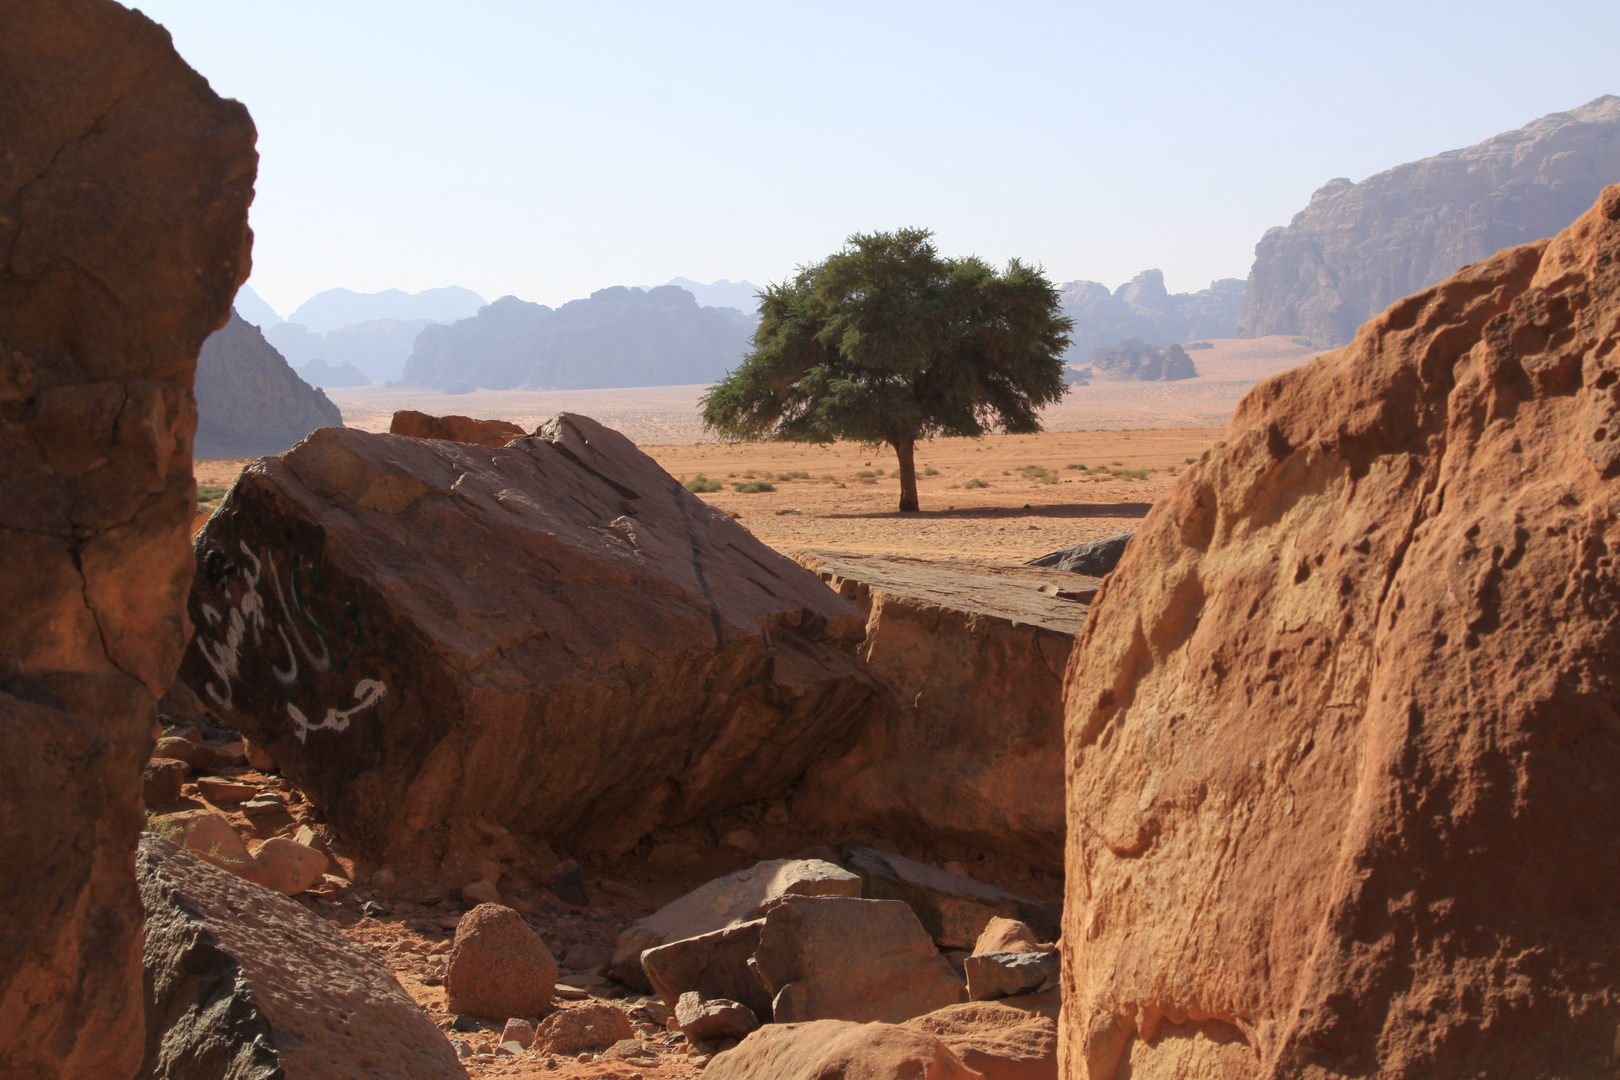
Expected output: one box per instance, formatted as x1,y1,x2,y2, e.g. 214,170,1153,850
138,1,1618,316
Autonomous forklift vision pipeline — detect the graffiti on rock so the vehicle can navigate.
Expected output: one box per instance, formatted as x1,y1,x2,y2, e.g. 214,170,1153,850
195,540,384,742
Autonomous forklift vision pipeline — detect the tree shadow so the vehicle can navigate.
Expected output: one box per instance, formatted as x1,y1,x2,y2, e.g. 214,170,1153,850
816,502,1155,521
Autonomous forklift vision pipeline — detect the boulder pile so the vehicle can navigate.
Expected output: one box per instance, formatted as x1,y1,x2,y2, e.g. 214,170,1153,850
0,3,254,1077
1062,185,1620,1077
180,414,877,863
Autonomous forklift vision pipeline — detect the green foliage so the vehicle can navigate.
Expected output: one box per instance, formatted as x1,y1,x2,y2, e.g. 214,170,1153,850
734,480,775,493
1185,457,1197,464
780,470,810,480
699,228,1071,511
1065,463,1085,470
924,466,940,476
1111,460,1123,466
856,470,877,478
1019,465,1058,484
1118,468,1148,480
964,477,990,489
197,484,227,504
685,475,723,493
144,811,182,844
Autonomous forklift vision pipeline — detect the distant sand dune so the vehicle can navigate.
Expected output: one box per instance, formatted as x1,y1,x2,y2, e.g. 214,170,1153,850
322,336,1320,445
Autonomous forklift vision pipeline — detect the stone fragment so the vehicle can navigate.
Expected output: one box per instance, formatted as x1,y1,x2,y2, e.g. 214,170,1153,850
628,1000,673,1026
534,1002,633,1055
845,848,1057,949
704,1020,983,1080
240,795,285,817
720,828,760,854
972,917,1040,956
675,992,759,1044
137,836,463,1078
461,879,501,906
641,919,771,1021
1024,531,1132,576
164,809,268,885
611,857,862,989
562,944,613,972
180,415,876,868
389,409,525,448
752,896,963,1024
1063,184,1620,1077
250,836,330,896
152,736,215,770
143,759,189,804
196,776,259,803
243,738,276,771
905,997,1058,1080
446,903,558,1020
962,952,1057,1002
794,553,1086,869
501,1017,536,1049
371,867,397,888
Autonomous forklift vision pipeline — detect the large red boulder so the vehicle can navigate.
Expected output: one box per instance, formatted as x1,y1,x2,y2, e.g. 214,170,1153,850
179,415,875,862
0,4,254,1077
1061,185,1620,1077
388,408,524,448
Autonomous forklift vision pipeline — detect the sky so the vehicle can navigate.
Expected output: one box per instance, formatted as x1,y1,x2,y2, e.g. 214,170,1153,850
136,0,1619,317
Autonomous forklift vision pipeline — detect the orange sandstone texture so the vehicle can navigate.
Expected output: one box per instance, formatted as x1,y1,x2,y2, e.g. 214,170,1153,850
388,408,525,448
1061,185,1620,1078
0,4,255,1078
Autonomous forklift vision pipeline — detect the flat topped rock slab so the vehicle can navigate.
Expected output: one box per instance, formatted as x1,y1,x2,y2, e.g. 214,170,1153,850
181,414,876,860
137,835,463,1080
796,551,1095,633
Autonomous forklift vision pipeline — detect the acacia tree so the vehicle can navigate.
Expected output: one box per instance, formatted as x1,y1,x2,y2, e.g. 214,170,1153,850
700,228,1072,512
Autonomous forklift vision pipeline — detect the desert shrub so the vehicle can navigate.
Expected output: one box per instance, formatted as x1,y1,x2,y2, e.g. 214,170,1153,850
964,477,990,489
1064,463,1084,470
856,470,876,478
1111,460,1123,466
734,481,775,493
197,484,227,504
924,466,940,476
1019,465,1058,484
1185,457,1197,464
781,470,810,480
685,475,723,493
1118,468,1148,480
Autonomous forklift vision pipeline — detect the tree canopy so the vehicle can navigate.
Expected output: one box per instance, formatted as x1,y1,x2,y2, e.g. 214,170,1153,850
700,228,1072,511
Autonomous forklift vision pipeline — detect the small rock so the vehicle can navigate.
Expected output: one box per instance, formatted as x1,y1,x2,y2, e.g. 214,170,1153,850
250,836,329,896
647,842,701,868
435,914,461,930
609,1038,653,1059
675,992,759,1045
362,901,390,918
243,737,276,771
240,796,285,818
451,1014,483,1033
196,776,259,804
152,735,214,769
450,1038,473,1059
446,904,559,1020
462,879,501,906
501,1017,537,1049
292,824,325,851
597,878,642,899
142,758,188,804
720,829,760,855
495,1041,523,1057
962,950,1059,1001
550,859,589,905
763,802,791,826
372,867,397,889
563,944,613,973
972,916,1040,956
628,1000,673,1026
535,1002,634,1055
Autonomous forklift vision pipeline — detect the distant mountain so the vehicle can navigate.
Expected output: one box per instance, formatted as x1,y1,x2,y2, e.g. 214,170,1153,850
1058,269,1245,370
1079,338,1199,382
233,283,283,328
195,311,343,459
294,356,373,389
1239,95,1620,347
661,277,764,314
402,285,753,391
266,317,436,383
286,286,486,336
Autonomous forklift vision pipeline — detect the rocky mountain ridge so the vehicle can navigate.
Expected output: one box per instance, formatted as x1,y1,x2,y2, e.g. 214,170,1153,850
195,311,344,458
1057,270,1244,367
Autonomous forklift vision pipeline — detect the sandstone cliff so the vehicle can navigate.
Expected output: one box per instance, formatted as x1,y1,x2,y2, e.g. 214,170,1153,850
195,311,343,459
0,4,255,1077
1238,95,1620,347
1060,270,1244,363
1061,185,1620,1078
402,285,754,391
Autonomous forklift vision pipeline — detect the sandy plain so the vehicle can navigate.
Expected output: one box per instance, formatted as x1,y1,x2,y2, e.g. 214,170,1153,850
198,336,1319,561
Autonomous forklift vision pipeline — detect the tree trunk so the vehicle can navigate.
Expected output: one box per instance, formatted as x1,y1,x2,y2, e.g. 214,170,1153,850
894,438,919,512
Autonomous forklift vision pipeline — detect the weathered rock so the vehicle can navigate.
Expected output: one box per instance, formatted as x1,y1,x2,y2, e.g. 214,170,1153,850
195,776,257,803
194,312,344,459
460,879,500,906
162,809,267,886
1062,185,1620,1078
151,736,214,770
249,837,328,896
753,896,963,1024
705,1020,985,1080
1025,533,1132,577
143,759,189,804
794,553,1088,870
1058,269,1246,362
972,918,1041,956
446,903,557,1021
534,1002,633,1055
963,952,1057,1002
389,409,525,448
180,416,875,866
1084,338,1198,382
906,998,1059,1080
136,835,463,1079
1238,95,1620,346
242,738,275,771
675,991,759,1044
641,919,772,1021
846,848,1058,950
611,857,862,989
500,1017,536,1049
